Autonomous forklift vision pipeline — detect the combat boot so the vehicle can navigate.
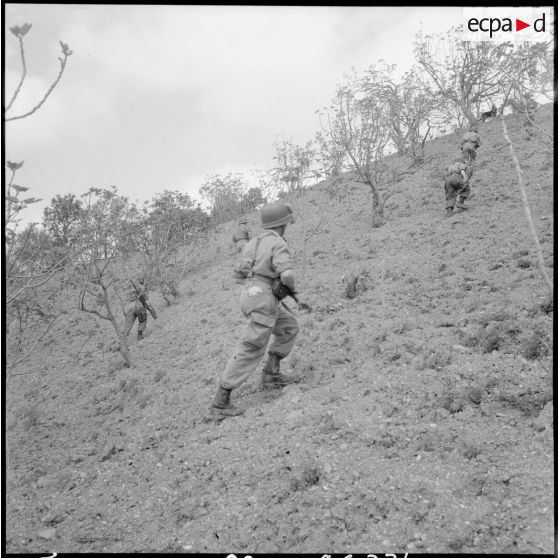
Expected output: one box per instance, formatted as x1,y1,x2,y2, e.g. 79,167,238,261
261,353,298,389
445,207,454,217
455,199,469,211
137,331,143,340
211,386,245,418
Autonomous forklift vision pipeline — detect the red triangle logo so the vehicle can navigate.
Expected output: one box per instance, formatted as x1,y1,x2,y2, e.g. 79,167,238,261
516,18,530,31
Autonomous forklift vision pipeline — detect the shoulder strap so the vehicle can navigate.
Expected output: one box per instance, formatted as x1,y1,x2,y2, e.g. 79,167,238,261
246,231,276,278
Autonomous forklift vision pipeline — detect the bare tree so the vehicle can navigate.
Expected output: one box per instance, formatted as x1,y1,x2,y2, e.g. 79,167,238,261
78,257,132,368
4,22,73,376
75,187,136,367
125,190,210,300
414,26,510,125
199,173,247,224
271,137,321,194
360,62,444,160
4,23,73,121
320,75,391,227
314,125,347,180
499,40,554,140
5,161,70,376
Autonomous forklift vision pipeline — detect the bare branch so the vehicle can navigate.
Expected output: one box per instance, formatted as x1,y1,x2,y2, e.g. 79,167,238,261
7,316,61,376
5,47,72,121
5,35,27,112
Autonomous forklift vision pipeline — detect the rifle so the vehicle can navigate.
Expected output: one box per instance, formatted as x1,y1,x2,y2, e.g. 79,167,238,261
273,279,312,312
130,280,158,320
290,291,312,313
456,178,469,196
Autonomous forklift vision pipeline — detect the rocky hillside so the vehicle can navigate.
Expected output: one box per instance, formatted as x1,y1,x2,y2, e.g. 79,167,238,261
5,105,554,553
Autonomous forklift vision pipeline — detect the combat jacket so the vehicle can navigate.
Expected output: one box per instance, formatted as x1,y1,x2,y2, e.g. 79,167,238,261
447,161,472,180
236,230,293,281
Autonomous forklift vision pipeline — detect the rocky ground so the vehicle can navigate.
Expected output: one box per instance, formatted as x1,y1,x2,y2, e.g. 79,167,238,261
5,105,554,554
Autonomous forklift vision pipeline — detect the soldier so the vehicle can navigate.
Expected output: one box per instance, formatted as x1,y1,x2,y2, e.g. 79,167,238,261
211,201,306,418
461,123,481,162
124,279,149,340
480,104,497,123
232,218,251,253
444,158,474,216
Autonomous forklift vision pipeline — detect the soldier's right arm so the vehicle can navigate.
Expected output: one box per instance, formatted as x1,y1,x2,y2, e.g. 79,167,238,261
271,237,296,292
279,269,296,293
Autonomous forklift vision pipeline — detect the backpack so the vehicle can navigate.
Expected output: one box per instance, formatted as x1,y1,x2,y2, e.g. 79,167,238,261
444,162,463,177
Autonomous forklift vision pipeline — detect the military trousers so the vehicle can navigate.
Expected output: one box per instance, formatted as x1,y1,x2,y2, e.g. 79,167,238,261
124,301,148,336
220,280,299,390
444,175,470,209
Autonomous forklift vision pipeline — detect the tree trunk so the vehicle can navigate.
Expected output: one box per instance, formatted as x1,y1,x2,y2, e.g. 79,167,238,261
370,184,385,228
115,324,132,368
101,281,132,367
462,103,477,126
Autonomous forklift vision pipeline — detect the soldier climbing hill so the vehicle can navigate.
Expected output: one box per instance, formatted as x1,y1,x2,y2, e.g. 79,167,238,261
461,123,482,163
124,279,157,340
211,201,309,418
444,157,474,217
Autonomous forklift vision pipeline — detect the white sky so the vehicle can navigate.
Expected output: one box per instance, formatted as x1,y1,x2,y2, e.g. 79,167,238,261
4,5,465,225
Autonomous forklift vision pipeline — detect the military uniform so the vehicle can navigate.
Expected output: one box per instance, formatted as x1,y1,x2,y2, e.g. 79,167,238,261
221,230,299,389
444,160,473,214
232,220,251,253
124,282,148,339
461,129,481,162
212,201,302,418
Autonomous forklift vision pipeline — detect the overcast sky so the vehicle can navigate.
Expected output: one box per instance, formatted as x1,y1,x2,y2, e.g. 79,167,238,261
4,5,465,225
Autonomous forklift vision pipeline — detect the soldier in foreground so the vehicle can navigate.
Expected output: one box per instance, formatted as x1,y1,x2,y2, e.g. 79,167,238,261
444,158,474,216
461,123,482,162
212,201,307,418
232,217,251,253
125,279,156,340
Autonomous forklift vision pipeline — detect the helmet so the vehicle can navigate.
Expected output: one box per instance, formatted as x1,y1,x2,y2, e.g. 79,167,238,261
260,201,296,229
237,217,248,225
470,123,479,132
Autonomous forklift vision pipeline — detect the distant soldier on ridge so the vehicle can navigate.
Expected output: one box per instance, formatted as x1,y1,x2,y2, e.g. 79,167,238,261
232,217,251,253
460,123,481,163
480,104,498,123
